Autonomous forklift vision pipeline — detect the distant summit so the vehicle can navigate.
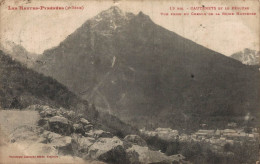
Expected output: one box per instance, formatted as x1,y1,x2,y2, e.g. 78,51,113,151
0,50,78,109
0,41,37,68
231,48,259,65
100,6,125,16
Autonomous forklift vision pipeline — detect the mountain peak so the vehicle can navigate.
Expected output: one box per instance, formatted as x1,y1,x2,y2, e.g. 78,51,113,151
231,48,259,65
108,6,122,12
86,6,134,33
138,11,145,15
99,6,125,18
136,11,152,21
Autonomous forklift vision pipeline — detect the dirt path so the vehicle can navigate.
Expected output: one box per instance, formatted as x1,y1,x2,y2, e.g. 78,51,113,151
0,109,90,164
0,110,39,135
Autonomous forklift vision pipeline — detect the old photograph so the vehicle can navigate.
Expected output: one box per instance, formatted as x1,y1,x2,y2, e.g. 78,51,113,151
0,0,259,163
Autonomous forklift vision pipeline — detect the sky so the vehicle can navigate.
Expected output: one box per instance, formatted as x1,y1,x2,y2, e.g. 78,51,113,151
0,0,259,56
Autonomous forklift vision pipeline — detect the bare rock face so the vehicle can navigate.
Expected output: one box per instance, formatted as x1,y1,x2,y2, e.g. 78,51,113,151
51,136,73,155
126,145,179,164
25,104,47,111
39,106,57,117
84,124,93,131
42,130,62,140
78,118,94,133
37,105,93,136
169,154,186,163
124,135,147,146
86,136,129,164
41,130,73,155
49,116,69,124
85,130,113,139
51,135,72,147
80,118,91,125
48,116,73,135
71,133,95,156
38,118,49,127
63,110,76,120
78,137,95,152
73,123,85,135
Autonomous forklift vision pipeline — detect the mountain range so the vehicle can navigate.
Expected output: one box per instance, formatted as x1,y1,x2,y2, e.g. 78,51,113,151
28,6,260,130
0,41,37,68
231,48,259,65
